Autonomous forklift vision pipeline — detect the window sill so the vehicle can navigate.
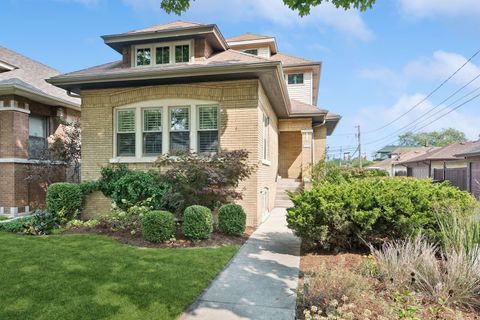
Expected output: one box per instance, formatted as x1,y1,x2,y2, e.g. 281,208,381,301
262,159,271,166
109,157,158,164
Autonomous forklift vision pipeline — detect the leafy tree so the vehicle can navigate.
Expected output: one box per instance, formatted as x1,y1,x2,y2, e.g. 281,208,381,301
398,128,467,147
160,0,376,16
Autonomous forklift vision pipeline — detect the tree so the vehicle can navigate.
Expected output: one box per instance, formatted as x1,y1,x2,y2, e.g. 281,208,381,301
160,0,376,16
398,128,467,147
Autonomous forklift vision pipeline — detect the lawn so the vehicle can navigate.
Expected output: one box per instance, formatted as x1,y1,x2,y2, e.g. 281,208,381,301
0,232,238,320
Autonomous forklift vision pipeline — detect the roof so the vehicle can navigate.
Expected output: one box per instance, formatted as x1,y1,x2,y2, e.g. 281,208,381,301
270,52,316,66
0,46,79,109
226,33,272,42
372,147,435,168
376,145,398,153
125,20,204,34
399,141,480,164
290,99,327,115
456,144,480,157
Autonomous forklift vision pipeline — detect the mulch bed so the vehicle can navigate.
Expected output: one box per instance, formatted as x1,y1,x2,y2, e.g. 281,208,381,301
66,223,255,249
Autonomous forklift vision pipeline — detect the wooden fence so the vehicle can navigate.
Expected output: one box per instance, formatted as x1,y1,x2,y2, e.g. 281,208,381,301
433,167,468,191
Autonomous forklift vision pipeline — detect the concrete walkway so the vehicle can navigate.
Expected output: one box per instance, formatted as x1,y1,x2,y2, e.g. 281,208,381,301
180,207,301,320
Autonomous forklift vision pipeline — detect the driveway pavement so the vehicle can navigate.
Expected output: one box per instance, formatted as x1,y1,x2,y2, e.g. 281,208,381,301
180,207,301,320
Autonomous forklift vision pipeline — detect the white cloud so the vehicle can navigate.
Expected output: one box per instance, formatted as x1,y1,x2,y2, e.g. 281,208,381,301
404,50,480,86
121,0,373,41
398,0,480,19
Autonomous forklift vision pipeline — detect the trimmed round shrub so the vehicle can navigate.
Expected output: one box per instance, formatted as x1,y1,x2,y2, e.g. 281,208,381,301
141,210,176,243
182,205,213,240
46,183,83,223
218,204,246,236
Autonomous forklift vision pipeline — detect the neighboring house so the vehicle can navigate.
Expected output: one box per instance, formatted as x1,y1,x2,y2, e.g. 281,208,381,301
48,20,340,226
454,145,480,199
373,145,398,161
369,147,431,176
0,46,80,216
399,141,480,190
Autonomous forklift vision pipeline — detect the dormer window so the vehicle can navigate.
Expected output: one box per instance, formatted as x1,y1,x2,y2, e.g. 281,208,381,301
133,40,192,67
243,49,258,55
287,73,304,85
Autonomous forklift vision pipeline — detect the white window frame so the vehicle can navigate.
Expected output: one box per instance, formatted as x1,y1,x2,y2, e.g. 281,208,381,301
197,105,220,155
262,112,270,164
169,106,191,153
111,99,218,163
115,108,137,157
133,40,194,68
142,108,163,156
286,73,304,85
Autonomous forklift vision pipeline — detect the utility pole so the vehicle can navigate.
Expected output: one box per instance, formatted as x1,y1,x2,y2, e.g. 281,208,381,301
356,125,362,168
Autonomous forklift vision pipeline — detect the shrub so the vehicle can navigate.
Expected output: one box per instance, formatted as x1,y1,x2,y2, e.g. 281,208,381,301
66,219,99,229
79,181,99,196
218,204,246,235
0,217,33,233
141,211,176,243
287,177,476,250
46,183,83,223
98,165,170,210
182,205,213,240
155,150,255,214
24,210,59,235
311,160,388,185
99,203,150,234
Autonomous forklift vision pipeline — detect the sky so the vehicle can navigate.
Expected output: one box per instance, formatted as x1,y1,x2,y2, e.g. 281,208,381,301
2,0,480,158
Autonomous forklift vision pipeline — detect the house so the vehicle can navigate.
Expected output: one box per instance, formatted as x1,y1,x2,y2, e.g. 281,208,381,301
48,20,340,226
0,46,80,216
373,145,398,161
399,141,480,190
368,147,431,176
454,145,480,198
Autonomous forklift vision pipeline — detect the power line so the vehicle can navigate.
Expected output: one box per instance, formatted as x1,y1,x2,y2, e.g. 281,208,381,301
363,48,480,134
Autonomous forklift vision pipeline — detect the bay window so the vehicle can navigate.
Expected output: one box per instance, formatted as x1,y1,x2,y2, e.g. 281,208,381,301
116,109,136,156
169,107,190,152
198,105,219,154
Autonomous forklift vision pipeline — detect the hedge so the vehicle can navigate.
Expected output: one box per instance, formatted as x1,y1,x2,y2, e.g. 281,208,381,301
141,210,176,243
182,205,213,240
218,204,246,236
46,183,83,223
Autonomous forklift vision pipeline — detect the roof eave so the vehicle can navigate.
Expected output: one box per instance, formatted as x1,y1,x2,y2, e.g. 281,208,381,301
0,84,80,111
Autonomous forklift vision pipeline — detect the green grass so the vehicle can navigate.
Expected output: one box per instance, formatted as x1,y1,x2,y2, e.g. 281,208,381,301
0,232,238,320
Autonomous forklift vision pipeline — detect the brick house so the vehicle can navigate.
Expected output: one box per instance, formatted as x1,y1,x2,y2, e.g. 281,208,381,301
49,21,340,226
0,46,80,216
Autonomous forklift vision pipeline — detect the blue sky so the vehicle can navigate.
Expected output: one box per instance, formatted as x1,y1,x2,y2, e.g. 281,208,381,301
3,0,480,158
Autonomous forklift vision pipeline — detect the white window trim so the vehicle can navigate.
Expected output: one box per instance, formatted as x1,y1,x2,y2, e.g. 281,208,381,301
262,112,270,165
132,40,195,68
111,99,219,163
286,73,305,86
142,107,163,157
197,104,220,154
169,105,191,153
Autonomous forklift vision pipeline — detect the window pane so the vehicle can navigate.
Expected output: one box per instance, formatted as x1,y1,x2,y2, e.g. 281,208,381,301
198,106,218,130
243,49,258,55
287,73,304,84
170,107,189,131
198,131,219,154
29,136,47,159
170,132,190,152
144,109,162,132
175,45,189,63
117,133,136,156
118,110,135,132
29,116,45,137
136,48,151,66
143,132,162,155
155,47,170,64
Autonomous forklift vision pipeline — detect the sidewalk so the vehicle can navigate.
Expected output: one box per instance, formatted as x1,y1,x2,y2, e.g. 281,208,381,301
180,207,301,320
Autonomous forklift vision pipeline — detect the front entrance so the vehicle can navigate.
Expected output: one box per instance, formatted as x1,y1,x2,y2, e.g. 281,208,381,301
278,131,302,179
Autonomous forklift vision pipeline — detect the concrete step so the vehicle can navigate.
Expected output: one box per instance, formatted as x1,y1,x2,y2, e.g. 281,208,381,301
274,199,294,208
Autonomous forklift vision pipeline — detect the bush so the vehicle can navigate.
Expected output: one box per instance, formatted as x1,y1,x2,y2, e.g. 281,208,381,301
99,203,150,234
98,165,170,211
311,160,388,185
218,204,246,235
46,183,83,223
182,205,213,240
287,177,476,251
79,181,99,196
24,210,59,235
155,150,255,214
0,217,34,233
141,211,176,243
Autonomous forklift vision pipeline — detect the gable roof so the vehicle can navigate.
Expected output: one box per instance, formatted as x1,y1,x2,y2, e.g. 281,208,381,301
0,46,79,109
125,20,204,34
456,144,480,158
226,33,272,42
399,141,480,164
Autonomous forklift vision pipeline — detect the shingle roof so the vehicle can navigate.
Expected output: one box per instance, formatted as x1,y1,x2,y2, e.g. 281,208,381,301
56,49,274,79
456,144,480,157
270,52,316,66
125,20,205,34
373,147,435,168
400,141,480,164
0,46,79,107
226,33,273,42
290,99,327,115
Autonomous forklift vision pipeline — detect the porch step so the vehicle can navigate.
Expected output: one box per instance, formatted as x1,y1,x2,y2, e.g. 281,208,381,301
274,178,301,208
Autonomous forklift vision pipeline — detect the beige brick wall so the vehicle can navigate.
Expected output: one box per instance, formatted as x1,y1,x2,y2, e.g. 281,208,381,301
82,191,112,219
80,79,265,226
313,125,327,163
